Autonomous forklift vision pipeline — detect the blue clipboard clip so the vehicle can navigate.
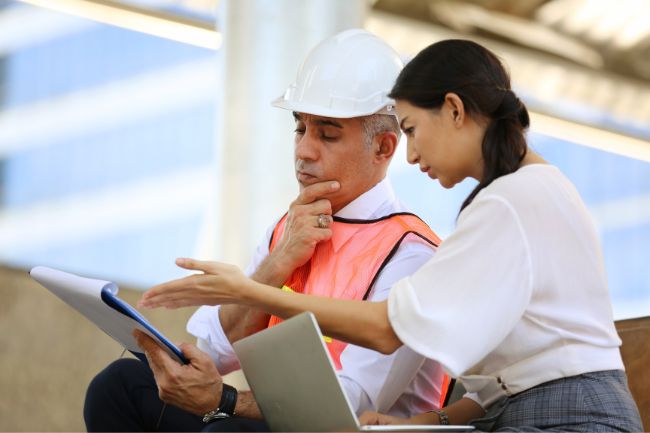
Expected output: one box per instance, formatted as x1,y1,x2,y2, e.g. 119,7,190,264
101,288,189,365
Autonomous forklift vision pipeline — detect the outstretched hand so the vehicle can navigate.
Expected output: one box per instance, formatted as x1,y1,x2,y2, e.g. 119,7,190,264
138,258,249,309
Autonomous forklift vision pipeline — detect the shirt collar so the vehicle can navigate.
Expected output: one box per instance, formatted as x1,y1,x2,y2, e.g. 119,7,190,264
330,177,396,252
334,177,396,219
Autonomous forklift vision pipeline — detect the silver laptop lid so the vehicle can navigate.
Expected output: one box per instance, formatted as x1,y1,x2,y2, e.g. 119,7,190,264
233,312,475,433
233,312,360,432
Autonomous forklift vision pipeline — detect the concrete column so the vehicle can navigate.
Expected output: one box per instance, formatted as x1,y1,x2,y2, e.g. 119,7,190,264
213,0,366,266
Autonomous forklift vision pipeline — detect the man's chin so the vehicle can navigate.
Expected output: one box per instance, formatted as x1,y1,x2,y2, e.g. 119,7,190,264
297,176,320,187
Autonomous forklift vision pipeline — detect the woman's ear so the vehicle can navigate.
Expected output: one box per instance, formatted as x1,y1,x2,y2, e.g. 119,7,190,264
444,93,465,127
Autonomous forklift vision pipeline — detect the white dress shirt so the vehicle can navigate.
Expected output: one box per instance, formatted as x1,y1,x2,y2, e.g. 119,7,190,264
187,178,446,417
388,165,624,408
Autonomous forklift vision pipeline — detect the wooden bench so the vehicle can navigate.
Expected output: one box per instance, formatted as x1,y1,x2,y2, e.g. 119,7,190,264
616,315,650,431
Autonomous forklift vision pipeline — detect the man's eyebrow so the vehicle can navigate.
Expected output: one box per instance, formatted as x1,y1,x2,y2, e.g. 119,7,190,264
313,118,343,129
292,112,343,129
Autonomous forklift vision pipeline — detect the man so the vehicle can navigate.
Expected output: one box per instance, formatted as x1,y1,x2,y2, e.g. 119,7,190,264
84,29,446,432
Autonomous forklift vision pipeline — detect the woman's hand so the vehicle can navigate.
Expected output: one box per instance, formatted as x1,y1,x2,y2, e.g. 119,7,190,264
138,258,249,309
359,411,409,426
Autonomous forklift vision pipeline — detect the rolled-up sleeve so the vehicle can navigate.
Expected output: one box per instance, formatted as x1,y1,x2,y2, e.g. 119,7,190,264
187,305,241,374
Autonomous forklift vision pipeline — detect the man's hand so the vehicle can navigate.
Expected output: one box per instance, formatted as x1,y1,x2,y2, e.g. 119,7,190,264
219,180,340,343
133,329,222,415
260,180,340,284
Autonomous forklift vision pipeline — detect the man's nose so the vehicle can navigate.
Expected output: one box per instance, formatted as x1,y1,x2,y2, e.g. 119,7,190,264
295,133,319,161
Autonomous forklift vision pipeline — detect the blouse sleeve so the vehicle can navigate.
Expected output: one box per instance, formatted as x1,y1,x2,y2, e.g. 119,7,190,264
388,195,533,377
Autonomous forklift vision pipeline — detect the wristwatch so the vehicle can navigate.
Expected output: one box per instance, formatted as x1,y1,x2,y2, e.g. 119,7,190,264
202,383,238,423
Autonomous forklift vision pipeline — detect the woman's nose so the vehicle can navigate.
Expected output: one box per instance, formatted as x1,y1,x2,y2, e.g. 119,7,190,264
406,141,419,165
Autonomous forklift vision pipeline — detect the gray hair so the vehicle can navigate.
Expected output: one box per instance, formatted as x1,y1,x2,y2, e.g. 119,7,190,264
361,114,401,148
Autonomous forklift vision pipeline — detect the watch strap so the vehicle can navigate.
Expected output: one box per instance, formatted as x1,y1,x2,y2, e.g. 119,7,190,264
202,383,237,423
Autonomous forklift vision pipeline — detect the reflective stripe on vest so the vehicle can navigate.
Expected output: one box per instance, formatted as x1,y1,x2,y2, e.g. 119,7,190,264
266,212,441,370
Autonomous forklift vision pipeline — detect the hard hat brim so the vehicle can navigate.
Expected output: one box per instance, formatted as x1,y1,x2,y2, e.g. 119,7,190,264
271,96,395,119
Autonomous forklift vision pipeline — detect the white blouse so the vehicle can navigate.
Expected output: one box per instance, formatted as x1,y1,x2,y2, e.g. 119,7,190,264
388,164,624,408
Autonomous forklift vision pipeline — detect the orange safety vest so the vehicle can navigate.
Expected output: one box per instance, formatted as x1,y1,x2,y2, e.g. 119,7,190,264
267,212,441,367
267,212,452,408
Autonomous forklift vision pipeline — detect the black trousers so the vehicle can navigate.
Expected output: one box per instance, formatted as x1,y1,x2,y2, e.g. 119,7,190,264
84,358,269,432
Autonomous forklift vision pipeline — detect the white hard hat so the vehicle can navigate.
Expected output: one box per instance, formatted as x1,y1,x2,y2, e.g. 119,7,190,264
272,29,404,118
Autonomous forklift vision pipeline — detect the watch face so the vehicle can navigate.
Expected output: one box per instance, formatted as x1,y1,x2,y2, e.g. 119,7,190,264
203,383,237,423
202,411,231,423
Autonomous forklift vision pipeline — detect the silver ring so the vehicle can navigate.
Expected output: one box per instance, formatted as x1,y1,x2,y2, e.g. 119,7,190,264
317,214,329,229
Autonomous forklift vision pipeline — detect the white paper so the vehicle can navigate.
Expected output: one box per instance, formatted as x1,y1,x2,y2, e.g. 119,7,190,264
30,266,185,363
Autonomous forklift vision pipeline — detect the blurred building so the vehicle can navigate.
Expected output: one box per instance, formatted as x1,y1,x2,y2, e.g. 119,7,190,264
0,0,219,287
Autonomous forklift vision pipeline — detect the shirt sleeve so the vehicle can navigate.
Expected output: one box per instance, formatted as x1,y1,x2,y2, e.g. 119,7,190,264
338,238,440,417
186,222,276,374
188,305,240,374
388,195,533,378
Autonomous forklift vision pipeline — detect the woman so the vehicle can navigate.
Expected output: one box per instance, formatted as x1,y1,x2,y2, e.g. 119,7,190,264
140,40,642,431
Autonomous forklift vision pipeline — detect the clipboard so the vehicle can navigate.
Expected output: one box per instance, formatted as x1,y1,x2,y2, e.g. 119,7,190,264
30,266,188,364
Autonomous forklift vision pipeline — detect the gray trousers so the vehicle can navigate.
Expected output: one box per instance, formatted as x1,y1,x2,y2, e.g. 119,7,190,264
470,370,642,432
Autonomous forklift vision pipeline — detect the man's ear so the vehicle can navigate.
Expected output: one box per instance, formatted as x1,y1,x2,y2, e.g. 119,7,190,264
444,93,465,127
374,131,398,163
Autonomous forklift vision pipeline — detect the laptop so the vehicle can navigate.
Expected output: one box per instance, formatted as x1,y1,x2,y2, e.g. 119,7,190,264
232,312,474,432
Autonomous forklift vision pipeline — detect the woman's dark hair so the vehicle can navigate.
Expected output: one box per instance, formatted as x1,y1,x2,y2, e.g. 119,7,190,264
388,39,529,213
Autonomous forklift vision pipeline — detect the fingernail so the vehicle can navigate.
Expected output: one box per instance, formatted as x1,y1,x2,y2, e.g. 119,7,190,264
331,181,340,190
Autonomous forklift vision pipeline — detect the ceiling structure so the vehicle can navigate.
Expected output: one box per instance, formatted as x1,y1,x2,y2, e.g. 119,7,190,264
370,0,650,151
81,0,650,83
374,0,650,82
20,0,650,82
11,0,650,151
16,0,220,48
